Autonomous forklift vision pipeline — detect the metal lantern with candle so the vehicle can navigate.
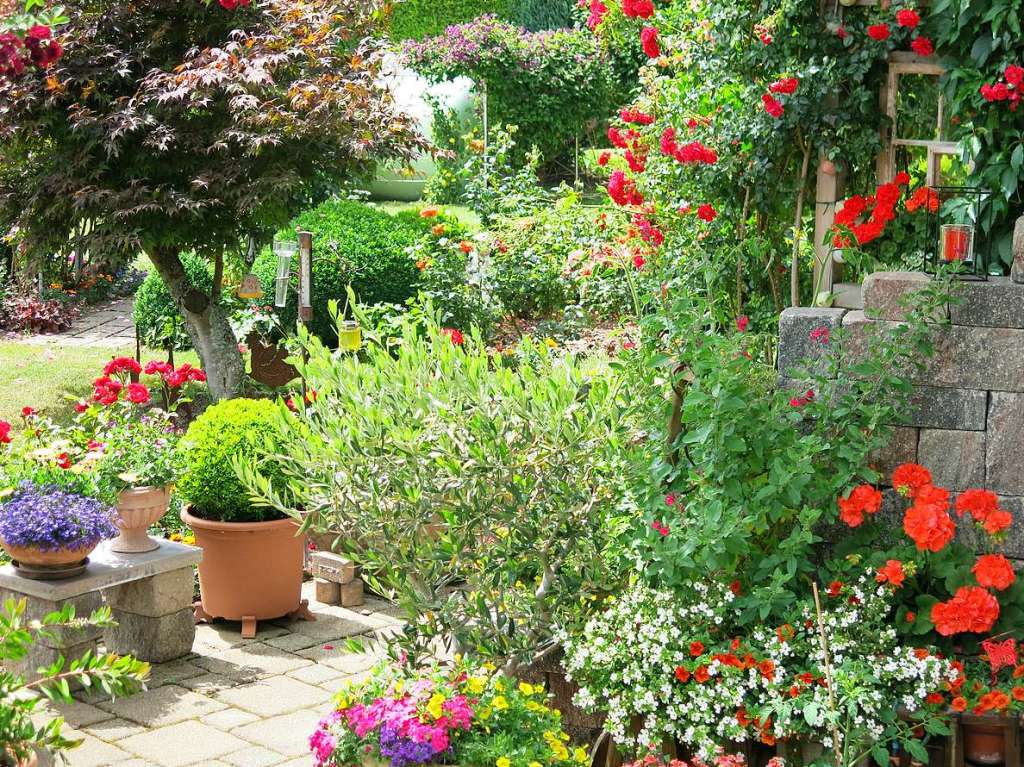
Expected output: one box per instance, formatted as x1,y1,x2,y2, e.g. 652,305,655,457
925,186,994,280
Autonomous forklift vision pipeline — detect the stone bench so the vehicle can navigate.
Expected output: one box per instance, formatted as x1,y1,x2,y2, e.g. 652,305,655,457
0,539,201,677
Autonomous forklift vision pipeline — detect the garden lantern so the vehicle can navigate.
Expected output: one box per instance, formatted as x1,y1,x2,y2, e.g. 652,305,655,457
237,273,264,300
925,186,993,280
338,320,362,352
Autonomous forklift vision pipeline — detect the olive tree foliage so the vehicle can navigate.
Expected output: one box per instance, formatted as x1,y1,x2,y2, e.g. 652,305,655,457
0,0,426,398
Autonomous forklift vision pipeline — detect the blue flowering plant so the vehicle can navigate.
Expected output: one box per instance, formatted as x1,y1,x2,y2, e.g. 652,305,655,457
0,482,117,555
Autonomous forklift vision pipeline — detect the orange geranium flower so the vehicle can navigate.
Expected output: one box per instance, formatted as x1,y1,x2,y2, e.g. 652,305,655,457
951,696,968,712
876,559,906,587
838,484,883,527
903,501,955,552
973,554,1017,591
931,586,1000,636
892,463,932,496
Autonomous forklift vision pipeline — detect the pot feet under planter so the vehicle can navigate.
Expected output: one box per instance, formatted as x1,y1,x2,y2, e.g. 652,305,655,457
193,598,316,638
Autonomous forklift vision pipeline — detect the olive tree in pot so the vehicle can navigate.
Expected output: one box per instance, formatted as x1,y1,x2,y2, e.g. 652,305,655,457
175,399,305,636
0,0,426,400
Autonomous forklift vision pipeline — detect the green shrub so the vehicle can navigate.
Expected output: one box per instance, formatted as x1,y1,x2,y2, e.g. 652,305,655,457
133,253,213,351
389,0,575,42
176,398,288,523
252,200,435,343
512,0,575,31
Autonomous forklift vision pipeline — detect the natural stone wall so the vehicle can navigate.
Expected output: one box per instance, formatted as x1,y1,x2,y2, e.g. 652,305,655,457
779,272,1024,560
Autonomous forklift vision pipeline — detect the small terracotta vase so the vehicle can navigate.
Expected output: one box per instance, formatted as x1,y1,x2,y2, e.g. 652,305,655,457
183,508,304,622
0,541,96,580
112,486,171,553
963,721,1006,765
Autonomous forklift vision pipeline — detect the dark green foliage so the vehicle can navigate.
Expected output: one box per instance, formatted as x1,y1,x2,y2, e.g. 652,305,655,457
175,398,288,524
252,201,434,343
133,253,213,351
388,0,575,42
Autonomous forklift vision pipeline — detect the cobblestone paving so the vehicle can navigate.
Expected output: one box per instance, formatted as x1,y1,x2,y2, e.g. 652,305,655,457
42,582,399,767
20,296,136,348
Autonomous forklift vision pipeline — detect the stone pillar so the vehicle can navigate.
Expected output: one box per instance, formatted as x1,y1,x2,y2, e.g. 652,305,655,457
0,589,103,681
101,567,196,663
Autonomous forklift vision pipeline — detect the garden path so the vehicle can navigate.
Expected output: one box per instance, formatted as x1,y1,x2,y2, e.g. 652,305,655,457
19,296,136,348
40,580,399,767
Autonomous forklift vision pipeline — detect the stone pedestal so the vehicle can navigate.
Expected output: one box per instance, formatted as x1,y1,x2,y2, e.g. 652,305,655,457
102,567,197,662
0,589,103,680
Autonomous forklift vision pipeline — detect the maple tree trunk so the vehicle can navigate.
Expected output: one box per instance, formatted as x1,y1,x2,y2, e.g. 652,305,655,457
147,247,245,401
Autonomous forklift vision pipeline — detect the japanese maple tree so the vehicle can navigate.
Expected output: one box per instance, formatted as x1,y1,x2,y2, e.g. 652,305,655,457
0,0,425,398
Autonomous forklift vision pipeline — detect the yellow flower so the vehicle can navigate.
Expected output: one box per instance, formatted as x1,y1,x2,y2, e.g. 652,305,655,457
494,679,505,693
544,338,557,349
518,682,535,696
426,693,446,720
334,693,350,710
574,748,588,764
526,701,544,712
551,744,569,761
478,706,492,721
466,676,487,694
497,758,511,767
543,731,559,745
530,762,543,767
492,695,508,710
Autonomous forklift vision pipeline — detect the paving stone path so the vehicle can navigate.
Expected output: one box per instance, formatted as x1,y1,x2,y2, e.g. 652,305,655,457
42,582,400,767
20,296,136,348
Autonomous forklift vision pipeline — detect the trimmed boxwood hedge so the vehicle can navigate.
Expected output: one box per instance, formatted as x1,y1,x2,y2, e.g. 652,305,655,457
133,252,214,351
389,0,575,41
252,200,438,343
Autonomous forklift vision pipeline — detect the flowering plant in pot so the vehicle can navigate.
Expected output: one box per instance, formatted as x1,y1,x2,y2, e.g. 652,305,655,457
309,659,589,767
77,357,204,553
0,597,149,767
0,482,118,579
175,398,300,634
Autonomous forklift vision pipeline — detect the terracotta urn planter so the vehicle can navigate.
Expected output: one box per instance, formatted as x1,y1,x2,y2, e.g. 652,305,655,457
963,719,1007,765
182,508,305,625
111,486,171,553
0,541,97,580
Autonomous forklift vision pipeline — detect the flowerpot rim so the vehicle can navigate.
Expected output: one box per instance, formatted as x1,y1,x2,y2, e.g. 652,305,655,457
118,485,172,496
182,506,299,534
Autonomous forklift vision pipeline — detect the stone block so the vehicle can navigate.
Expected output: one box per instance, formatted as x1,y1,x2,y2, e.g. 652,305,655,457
950,277,1024,328
986,392,1024,496
868,427,918,482
900,386,988,431
777,307,847,379
918,429,986,490
0,590,103,680
103,606,196,663
862,271,949,322
309,551,359,584
339,579,364,608
102,567,194,618
843,311,1024,392
314,579,340,605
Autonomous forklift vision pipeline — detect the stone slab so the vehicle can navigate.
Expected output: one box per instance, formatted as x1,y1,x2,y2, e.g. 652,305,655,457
103,606,196,663
987,392,1024,496
94,684,225,728
863,271,949,322
222,745,287,767
918,428,987,490
868,427,918,483
103,567,195,618
116,720,249,767
230,708,323,757
0,539,201,601
901,385,988,431
950,276,1024,328
777,307,847,379
192,641,313,681
843,311,1024,392
308,551,359,584
202,707,262,731
214,674,330,717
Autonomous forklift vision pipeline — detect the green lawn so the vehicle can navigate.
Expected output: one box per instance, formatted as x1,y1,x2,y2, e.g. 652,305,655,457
373,200,482,230
0,341,200,424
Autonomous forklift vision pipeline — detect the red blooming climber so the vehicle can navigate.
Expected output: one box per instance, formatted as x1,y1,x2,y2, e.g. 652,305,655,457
762,93,784,119
768,78,799,95
622,0,654,19
640,27,660,58
607,170,644,206
586,0,608,30
867,24,891,41
838,484,882,528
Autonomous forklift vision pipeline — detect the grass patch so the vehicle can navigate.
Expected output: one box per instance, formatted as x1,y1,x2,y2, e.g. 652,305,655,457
0,341,200,424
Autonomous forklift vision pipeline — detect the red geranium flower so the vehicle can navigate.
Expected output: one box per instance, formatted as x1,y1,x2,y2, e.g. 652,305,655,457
930,586,999,636
867,24,891,41
892,463,932,497
973,554,1016,591
903,501,955,552
837,484,882,528
442,328,464,346
126,383,151,405
757,659,776,681
828,581,843,597
983,509,1013,535
876,559,906,588
689,641,705,657
694,665,710,683
674,666,691,683
955,488,1000,520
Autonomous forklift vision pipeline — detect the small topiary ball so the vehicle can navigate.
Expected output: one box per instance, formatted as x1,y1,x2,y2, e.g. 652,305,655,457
176,398,287,523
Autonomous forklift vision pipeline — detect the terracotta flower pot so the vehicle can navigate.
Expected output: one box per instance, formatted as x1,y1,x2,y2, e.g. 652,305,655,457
0,541,97,580
182,508,304,622
963,721,1006,765
112,486,171,553
2,748,38,767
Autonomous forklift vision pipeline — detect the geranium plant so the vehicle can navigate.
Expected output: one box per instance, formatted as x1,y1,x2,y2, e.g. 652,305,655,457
310,660,589,767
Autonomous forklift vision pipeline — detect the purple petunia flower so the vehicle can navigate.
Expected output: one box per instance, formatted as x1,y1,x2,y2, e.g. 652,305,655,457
0,482,117,551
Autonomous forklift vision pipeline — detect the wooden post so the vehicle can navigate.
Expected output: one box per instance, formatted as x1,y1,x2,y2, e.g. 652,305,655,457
812,155,840,302
296,231,313,325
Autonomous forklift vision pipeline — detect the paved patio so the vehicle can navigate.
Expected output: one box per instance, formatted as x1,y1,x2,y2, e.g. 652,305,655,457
40,581,400,767
20,296,136,348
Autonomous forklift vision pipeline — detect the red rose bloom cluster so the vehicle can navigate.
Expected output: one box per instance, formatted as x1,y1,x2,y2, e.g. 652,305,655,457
218,0,251,9
980,64,1023,111
586,0,608,30
608,170,644,207
867,24,891,42
896,9,921,29
1,25,62,82
838,484,882,528
622,0,654,18
640,27,660,59
830,177,910,247
659,128,717,165
931,586,1000,636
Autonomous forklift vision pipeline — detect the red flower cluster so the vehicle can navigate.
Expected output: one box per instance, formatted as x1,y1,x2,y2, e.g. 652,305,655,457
903,497,955,552
640,27,660,59
980,64,1024,111
104,356,142,377
442,327,464,346
789,389,815,408
837,484,882,528
892,462,931,496
218,0,251,9
0,420,11,444
608,170,644,206
911,37,934,57
808,326,830,345
586,0,608,30
931,586,1000,636
768,78,799,95
1,25,62,82
659,128,717,165
867,24,891,42
632,214,664,248
753,24,772,46
651,520,670,536
831,176,910,247
620,108,655,126
876,559,906,587
896,9,921,29
761,93,784,119
905,185,940,214
973,554,1016,591
955,488,1012,534
622,0,654,19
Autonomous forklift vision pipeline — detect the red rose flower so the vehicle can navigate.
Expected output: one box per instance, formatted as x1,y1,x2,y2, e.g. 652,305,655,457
597,151,611,167
103,356,142,377
876,559,906,587
74,401,88,414
586,0,608,30
867,24,891,41
0,420,11,444
696,204,717,222
1006,65,1024,87
930,586,999,636
896,9,921,29
622,0,654,19
768,78,799,95
442,328,464,346
640,27,660,59
126,383,151,405
973,554,1016,591
633,253,646,270
892,463,932,497
911,37,934,57
20,406,36,418
761,93,784,118
903,501,955,552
